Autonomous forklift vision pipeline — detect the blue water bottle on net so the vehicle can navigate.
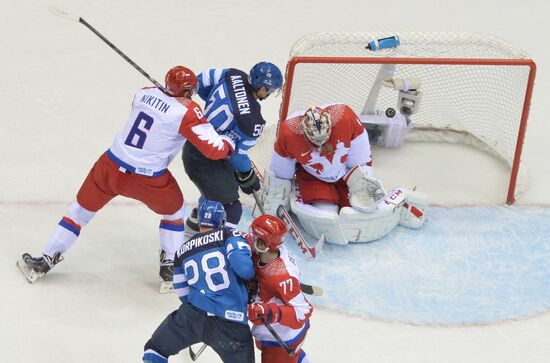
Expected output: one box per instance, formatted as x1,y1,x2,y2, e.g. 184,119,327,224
366,35,400,51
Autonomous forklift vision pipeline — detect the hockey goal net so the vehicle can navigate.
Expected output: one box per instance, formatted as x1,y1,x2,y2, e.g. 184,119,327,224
252,32,536,204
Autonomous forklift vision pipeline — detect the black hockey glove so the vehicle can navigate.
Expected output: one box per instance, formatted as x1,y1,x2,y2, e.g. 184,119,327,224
246,279,259,304
235,168,261,195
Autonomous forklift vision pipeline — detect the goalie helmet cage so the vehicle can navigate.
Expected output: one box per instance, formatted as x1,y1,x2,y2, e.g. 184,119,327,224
277,32,536,204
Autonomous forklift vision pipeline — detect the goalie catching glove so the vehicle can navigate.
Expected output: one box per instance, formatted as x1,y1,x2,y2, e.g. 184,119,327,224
248,302,281,325
235,168,261,195
343,164,386,212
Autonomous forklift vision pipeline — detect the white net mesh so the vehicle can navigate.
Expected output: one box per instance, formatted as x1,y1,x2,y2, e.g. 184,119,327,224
290,32,530,59
251,32,535,203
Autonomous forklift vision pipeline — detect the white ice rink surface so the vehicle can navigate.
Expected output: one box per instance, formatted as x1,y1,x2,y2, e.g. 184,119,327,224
2,0,550,362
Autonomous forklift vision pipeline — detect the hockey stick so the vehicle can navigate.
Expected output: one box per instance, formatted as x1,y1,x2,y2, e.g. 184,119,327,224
188,343,207,361
252,189,324,260
258,316,297,356
48,7,167,93
276,205,325,260
252,191,323,296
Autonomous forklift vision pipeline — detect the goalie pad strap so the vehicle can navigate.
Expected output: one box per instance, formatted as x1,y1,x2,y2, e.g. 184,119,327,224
404,202,423,218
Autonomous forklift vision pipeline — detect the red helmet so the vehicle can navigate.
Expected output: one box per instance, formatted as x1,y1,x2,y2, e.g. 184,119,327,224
250,215,288,252
165,66,197,97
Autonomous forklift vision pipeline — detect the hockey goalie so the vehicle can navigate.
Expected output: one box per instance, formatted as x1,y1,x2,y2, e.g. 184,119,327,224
259,103,429,245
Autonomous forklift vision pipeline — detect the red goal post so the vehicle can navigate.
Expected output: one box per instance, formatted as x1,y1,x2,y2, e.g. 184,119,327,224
276,32,536,204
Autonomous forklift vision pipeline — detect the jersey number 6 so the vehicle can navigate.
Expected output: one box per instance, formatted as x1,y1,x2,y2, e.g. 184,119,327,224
124,111,154,149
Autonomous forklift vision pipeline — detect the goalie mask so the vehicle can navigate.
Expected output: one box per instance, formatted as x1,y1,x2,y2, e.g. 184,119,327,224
250,215,288,253
301,106,332,146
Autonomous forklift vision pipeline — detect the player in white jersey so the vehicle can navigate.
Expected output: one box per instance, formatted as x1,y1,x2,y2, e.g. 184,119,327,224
248,215,313,363
17,66,235,290
260,104,429,245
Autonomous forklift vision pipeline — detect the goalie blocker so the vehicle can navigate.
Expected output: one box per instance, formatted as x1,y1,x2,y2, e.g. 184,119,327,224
260,169,428,245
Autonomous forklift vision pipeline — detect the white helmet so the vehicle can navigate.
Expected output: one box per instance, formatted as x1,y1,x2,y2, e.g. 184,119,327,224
301,106,332,146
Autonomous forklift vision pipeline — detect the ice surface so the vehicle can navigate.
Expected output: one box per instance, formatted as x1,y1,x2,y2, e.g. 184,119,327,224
2,0,550,362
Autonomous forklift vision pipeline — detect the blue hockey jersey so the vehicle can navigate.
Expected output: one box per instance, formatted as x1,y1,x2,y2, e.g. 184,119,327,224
173,227,254,324
197,68,266,173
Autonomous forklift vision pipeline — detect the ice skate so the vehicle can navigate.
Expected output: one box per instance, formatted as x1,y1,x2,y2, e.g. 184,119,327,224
185,207,200,237
159,250,174,294
17,252,64,283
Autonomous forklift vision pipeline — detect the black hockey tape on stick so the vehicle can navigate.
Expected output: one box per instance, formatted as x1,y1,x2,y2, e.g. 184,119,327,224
48,7,167,93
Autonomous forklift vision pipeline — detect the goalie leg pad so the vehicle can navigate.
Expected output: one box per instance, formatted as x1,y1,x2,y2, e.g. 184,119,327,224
339,188,405,242
398,188,429,229
259,168,291,216
343,165,386,213
290,185,348,245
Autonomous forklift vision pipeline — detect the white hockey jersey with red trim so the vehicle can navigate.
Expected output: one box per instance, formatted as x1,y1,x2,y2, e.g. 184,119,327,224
270,103,372,182
109,87,231,176
251,245,312,344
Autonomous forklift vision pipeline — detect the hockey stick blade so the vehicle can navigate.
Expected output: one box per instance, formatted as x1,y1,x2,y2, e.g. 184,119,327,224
276,205,324,260
48,6,80,22
159,280,173,294
300,283,323,297
189,343,207,361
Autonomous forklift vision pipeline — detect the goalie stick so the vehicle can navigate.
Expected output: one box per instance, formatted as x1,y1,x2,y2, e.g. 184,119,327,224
48,7,167,93
251,186,325,261
276,204,325,261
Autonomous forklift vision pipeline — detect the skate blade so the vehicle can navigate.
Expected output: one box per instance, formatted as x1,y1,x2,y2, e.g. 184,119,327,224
16,258,41,283
159,280,174,294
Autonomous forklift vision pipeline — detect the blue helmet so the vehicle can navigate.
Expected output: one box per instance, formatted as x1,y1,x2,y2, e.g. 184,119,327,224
249,62,283,92
198,200,226,228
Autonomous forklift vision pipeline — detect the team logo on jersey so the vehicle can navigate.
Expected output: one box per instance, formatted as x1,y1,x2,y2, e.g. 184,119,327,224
225,310,245,321
304,141,349,179
223,129,242,142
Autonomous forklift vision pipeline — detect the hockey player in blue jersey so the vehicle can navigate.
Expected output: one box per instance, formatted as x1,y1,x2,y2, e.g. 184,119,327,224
143,200,256,363
182,61,283,232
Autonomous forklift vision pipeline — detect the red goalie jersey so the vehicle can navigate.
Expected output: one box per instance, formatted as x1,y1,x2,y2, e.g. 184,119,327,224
251,245,312,348
270,103,372,183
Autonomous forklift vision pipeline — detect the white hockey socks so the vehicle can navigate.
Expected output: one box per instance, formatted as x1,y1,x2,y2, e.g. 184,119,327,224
159,206,185,260
43,201,96,257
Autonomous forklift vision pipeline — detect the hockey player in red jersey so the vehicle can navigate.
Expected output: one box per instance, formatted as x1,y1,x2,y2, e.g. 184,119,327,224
248,214,313,363
260,103,429,245
17,66,235,291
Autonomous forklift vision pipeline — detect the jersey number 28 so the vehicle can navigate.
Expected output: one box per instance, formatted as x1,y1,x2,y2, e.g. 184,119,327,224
184,251,230,292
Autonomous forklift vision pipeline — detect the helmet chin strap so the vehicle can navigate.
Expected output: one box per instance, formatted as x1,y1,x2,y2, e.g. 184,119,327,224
254,240,269,253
